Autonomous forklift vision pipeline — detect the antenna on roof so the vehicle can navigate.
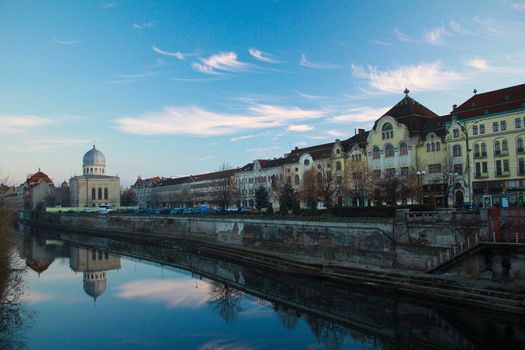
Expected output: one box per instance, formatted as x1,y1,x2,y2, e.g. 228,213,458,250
473,89,477,95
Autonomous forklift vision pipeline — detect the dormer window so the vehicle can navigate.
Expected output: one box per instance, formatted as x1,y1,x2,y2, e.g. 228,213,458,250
453,129,460,138
304,159,310,166
382,123,393,140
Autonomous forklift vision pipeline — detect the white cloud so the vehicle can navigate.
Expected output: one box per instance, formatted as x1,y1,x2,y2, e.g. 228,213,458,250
501,0,525,10
52,37,81,45
0,115,54,134
450,20,472,35
466,58,489,70
248,48,278,63
152,46,186,60
296,91,328,100
99,1,116,9
424,23,449,45
192,52,252,74
331,106,389,123
287,124,313,132
108,70,157,84
394,28,413,43
351,61,464,93
299,54,341,69
230,135,255,142
116,279,210,308
326,130,345,137
115,103,325,136
133,21,155,30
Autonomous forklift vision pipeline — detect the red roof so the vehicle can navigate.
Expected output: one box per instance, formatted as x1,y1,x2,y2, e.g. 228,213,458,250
452,83,525,120
26,171,53,186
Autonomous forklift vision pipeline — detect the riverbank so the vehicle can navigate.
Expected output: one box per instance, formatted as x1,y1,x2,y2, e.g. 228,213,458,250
26,212,525,316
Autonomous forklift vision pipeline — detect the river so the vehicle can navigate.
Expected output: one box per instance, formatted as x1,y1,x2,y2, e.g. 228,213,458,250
5,226,524,349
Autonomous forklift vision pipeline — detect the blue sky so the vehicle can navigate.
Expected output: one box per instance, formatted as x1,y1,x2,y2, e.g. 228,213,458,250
1,0,524,187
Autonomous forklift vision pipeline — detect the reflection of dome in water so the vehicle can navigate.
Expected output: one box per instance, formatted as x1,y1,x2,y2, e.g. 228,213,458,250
82,145,106,167
26,259,53,274
83,271,107,301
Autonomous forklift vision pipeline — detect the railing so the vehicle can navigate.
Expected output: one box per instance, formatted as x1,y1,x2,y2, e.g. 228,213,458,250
426,231,525,272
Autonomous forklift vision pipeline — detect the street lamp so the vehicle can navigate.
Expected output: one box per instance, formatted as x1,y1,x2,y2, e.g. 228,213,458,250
455,120,472,208
416,170,426,204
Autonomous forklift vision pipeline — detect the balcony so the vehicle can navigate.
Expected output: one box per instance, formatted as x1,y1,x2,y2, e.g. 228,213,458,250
517,147,525,154
473,152,487,159
494,150,509,157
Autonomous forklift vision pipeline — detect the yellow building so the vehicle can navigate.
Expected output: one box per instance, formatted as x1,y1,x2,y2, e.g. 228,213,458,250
446,84,525,208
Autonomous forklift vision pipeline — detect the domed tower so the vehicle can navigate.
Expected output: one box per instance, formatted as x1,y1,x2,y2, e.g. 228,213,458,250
83,271,107,302
82,145,106,175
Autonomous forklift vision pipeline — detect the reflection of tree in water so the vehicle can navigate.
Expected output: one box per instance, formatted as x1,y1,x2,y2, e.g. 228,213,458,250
207,282,243,323
0,208,33,348
274,304,300,331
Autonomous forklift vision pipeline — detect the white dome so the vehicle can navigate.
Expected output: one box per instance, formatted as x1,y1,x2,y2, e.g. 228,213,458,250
83,145,105,167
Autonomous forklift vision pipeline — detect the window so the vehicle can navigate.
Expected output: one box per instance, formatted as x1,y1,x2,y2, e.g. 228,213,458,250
104,188,108,200
473,125,478,135
516,118,522,129
454,164,463,175
481,143,487,157
495,160,502,176
494,141,501,154
519,158,525,175
400,143,408,156
372,146,380,159
401,167,408,176
482,162,488,173
431,143,435,152
475,162,481,177
426,143,430,152
436,142,440,151
428,164,442,174
453,145,462,157
304,159,310,166
501,121,507,131
493,122,499,132
382,122,393,139
91,188,96,200
453,129,460,138
336,161,341,170
336,149,341,155
517,138,524,152
502,140,508,151
385,168,395,177
294,174,300,185
503,159,510,173
385,144,394,158
479,124,485,134
474,143,480,157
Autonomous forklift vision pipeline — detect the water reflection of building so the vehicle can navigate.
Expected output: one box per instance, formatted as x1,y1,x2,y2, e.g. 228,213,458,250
20,234,67,276
69,247,121,301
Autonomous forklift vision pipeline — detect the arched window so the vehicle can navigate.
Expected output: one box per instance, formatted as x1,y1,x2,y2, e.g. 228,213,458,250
518,137,524,152
382,122,393,139
426,143,430,152
431,143,435,152
372,146,380,159
385,144,394,158
286,175,291,184
104,188,108,200
481,143,487,155
91,188,96,200
494,141,501,153
98,187,102,200
436,142,440,151
304,159,310,166
474,144,480,156
502,140,508,151
453,145,461,157
294,174,300,185
399,143,408,156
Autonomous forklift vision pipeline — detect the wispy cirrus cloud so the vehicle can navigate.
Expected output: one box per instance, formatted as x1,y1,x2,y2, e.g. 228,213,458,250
230,134,255,142
295,91,328,100
52,37,81,45
500,0,525,10
0,115,54,134
248,48,279,63
99,1,116,9
331,106,390,123
299,54,341,69
192,52,252,75
394,28,414,43
152,45,193,60
466,58,490,70
108,70,157,84
352,61,464,93
424,23,449,45
115,103,325,136
133,21,155,29
287,124,313,132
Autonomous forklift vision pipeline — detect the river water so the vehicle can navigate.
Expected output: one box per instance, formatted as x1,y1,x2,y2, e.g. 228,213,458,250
7,227,525,349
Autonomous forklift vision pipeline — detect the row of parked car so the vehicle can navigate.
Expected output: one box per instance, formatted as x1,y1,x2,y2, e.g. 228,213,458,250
135,205,225,215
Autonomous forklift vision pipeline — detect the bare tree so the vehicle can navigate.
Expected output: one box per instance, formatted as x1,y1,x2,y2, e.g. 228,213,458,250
317,167,336,208
207,282,243,323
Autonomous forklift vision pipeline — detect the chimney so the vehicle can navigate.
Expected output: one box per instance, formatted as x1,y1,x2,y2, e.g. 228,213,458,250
358,128,365,134
294,146,298,151
452,104,457,111
354,128,357,135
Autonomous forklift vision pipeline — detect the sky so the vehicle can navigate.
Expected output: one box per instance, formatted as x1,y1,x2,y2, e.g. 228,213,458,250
1,0,524,187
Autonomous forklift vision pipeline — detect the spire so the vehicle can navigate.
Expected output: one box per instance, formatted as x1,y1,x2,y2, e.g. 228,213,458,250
404,87,410,96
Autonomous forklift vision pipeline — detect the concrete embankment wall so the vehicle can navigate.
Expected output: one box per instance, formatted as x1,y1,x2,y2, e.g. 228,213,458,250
44,210,486,271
